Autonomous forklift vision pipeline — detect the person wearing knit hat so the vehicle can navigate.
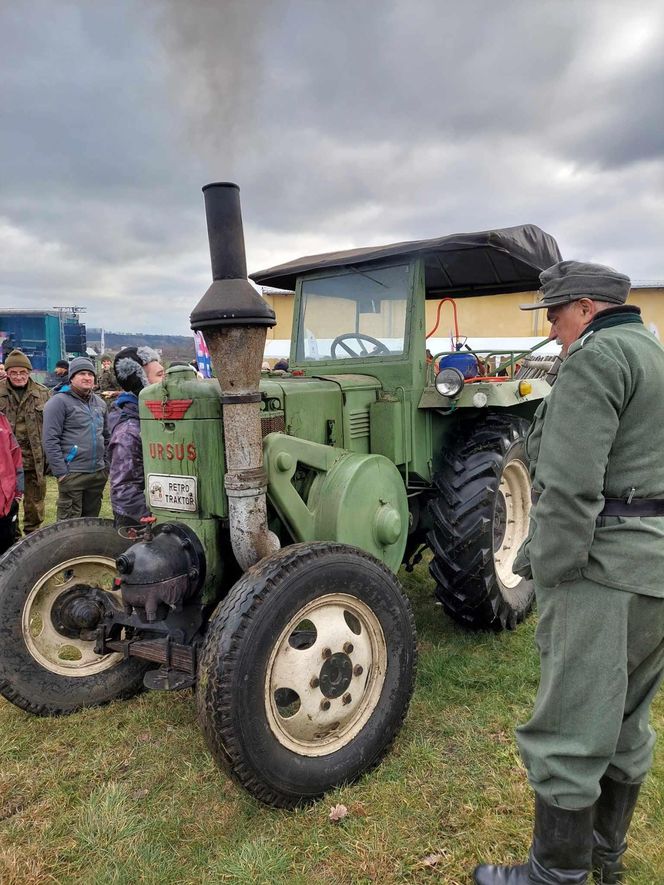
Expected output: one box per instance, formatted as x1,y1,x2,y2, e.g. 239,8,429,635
42,354,109,521
68,355,97,381
0,349,50,534
107,347,164,526
474,261,664,885
44,359,70,392
4,349,33,372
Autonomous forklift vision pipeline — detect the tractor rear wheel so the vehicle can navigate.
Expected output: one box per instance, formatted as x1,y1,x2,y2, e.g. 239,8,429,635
427,415,534,631
0,519,149,715
196,542,416,808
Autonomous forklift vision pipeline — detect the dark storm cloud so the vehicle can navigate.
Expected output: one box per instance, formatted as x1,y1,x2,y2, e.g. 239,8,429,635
1,0,663,333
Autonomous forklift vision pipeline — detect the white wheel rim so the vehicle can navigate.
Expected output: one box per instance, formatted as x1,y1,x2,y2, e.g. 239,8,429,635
493,457,531,589
22,555,124,676
265,593,387,756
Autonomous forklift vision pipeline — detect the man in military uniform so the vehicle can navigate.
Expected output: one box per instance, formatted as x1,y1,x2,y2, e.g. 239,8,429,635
0,349,50,534
474,262,664,885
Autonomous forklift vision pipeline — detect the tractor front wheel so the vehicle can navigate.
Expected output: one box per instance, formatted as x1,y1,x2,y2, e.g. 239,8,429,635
0,519,149,715
427,415,534,630
196,542,416,808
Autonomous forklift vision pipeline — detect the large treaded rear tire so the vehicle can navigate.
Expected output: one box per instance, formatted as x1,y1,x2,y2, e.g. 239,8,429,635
196,542,417,808
427,414,534,631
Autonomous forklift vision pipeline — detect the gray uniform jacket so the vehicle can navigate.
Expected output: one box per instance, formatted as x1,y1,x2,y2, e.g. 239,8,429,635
42,389,109,478
515,309,664,597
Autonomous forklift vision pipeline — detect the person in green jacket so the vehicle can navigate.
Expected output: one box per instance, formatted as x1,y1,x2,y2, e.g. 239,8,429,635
474,261,664,885
0,349,50,534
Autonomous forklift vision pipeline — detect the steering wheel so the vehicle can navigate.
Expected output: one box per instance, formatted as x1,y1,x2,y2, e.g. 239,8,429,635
330,333,390,359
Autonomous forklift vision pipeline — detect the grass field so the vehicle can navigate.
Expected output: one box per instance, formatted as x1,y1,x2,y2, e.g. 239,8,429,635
1,478,662,884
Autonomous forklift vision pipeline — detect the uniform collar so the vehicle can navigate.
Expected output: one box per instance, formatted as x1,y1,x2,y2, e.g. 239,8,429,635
582,305,642,337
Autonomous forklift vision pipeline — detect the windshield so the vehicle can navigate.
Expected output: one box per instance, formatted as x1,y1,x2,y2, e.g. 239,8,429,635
296,264,410,361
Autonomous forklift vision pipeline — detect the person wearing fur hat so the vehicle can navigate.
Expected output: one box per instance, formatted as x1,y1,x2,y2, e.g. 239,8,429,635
42,356,109,520
108,347,163,526
0,349,50,534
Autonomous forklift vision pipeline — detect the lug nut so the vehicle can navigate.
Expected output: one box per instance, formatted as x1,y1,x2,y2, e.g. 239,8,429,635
342,693,352,705
320,699,331,711
322,647,332,659
310,676,320,689
343,642,354,654
353,665,363,677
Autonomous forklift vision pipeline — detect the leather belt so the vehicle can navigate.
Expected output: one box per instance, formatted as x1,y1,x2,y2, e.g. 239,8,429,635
530,490,664,517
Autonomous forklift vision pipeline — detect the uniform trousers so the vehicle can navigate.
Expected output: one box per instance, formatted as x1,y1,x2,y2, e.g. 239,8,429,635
56,469,108,521
516,576,664,810
21,470,46,534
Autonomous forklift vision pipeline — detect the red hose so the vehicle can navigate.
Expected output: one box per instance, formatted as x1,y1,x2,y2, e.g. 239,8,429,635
427,297,459,340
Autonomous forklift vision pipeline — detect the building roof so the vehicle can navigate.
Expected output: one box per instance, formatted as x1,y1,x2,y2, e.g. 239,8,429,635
0,309,61,317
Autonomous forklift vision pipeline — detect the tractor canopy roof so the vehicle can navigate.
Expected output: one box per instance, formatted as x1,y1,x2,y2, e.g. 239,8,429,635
250,224,562,298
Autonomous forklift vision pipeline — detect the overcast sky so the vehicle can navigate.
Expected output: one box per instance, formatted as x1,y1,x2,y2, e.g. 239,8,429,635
1,0,663,335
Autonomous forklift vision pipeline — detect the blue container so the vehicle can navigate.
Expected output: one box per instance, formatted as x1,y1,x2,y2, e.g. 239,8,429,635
438,352,479,379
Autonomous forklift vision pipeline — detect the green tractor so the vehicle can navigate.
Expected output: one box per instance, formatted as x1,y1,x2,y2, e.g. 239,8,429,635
0,183,560,807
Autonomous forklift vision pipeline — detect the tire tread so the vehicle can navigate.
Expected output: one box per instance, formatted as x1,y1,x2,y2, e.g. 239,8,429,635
197,542,417,808
427,414,534,631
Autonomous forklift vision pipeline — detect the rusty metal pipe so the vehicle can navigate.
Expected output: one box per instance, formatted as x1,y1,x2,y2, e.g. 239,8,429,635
190,183,279,570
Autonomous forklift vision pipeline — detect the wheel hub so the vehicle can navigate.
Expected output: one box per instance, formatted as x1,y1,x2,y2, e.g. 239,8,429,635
319,652,353,699
265,592,387,756
51,586,109,638
22,554,124,676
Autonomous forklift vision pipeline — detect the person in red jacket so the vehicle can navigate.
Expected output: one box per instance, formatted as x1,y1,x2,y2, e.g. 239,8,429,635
0,413,24,555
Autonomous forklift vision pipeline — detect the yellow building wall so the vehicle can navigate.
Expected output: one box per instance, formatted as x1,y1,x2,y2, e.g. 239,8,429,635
262,292,295,340
628,289,664,338
263,288,664,342
424,291,539,338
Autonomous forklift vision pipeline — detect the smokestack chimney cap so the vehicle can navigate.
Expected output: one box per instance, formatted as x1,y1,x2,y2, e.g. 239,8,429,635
202,181,239,193
190,182,276,331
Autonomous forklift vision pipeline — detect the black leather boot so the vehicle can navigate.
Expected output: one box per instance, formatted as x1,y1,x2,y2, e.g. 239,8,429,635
473,794,593,884
592,775,641,884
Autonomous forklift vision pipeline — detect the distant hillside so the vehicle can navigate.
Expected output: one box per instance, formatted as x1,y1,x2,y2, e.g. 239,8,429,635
87,329,196,363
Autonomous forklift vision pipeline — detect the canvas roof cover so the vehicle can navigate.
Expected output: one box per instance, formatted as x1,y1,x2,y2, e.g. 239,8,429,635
250,224,562,297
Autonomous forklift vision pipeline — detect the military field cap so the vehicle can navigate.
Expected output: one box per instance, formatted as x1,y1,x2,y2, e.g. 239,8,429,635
4,349,32,371
68,356,97,380
520,260,631,311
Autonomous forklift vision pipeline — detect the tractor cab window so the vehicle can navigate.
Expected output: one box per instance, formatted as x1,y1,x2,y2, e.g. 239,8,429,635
297,264,410,361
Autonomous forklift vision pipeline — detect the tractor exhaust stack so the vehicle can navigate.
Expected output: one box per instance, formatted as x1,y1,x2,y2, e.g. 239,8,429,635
190,182,280,570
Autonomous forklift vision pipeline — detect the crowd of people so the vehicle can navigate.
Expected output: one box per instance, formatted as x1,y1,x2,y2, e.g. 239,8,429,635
0,346,168,554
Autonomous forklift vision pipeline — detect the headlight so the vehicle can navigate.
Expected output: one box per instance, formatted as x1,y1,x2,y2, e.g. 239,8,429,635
435,366,465,398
